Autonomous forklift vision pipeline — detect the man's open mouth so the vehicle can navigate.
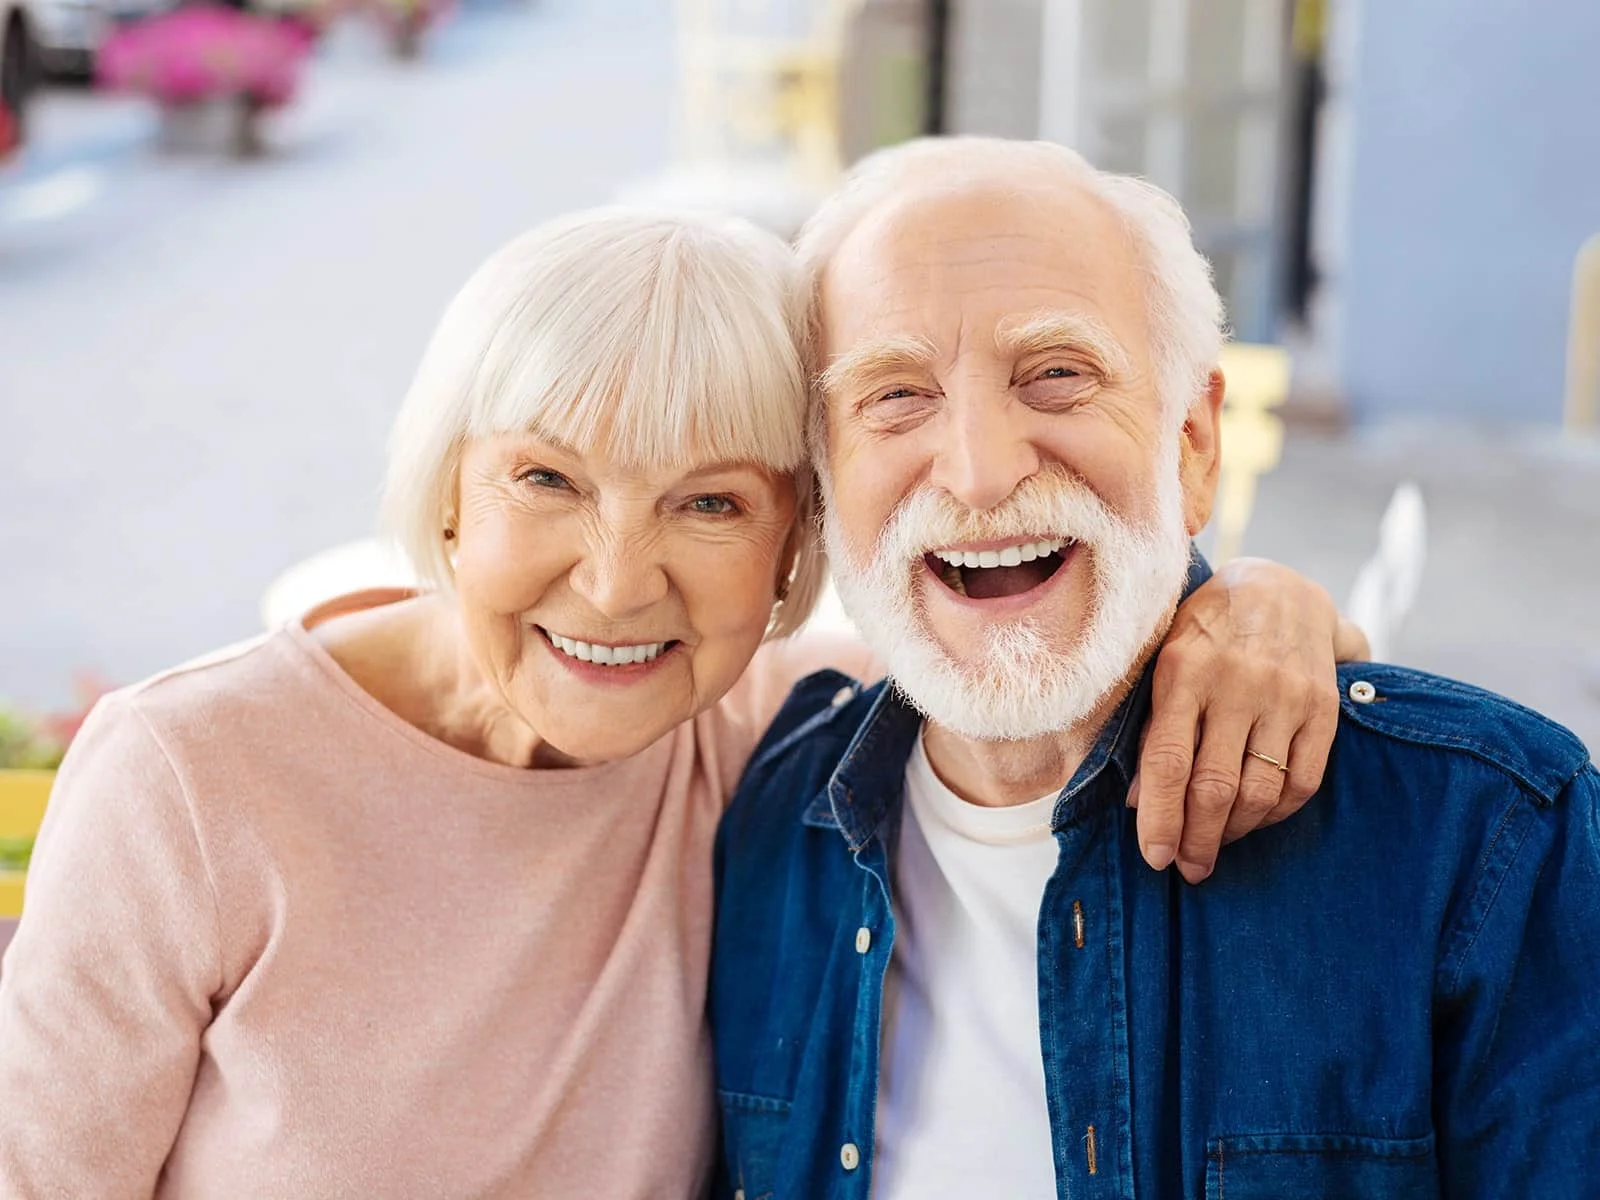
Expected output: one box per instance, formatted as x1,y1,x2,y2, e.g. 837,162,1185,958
924,538,1076,600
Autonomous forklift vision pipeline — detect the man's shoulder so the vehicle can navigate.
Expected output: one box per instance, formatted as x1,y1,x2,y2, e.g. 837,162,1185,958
722,669,889,827
1333,662,1592,804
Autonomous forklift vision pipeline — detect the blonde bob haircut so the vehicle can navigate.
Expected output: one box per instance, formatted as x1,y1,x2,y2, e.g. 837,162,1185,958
382,207,828,638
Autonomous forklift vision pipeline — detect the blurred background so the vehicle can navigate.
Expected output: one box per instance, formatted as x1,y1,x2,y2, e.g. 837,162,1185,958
1,0,1597,748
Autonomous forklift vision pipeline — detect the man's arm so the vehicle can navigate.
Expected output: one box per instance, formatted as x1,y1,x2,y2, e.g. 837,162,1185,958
1433,764,1600,1194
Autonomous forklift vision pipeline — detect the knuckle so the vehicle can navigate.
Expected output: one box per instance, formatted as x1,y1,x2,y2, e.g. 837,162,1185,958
1186,770,1238,813
1282,772,1320,805
1310,678,1341,715
1152,646,1203,692
1237,776,1283,814
1140,744,1193,785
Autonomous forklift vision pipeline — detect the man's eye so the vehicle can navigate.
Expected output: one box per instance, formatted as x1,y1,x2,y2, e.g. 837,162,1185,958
689,495,738,516
1037,366,1080,380
519,468,571,490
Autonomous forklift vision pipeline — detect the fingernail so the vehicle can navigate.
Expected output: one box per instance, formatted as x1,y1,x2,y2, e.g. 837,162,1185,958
1146,843,1175,870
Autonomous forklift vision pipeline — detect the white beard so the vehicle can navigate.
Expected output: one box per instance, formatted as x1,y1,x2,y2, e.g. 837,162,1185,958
821,448,1194,742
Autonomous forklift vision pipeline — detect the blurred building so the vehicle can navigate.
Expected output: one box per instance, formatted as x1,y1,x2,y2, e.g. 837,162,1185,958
890,0,1600,426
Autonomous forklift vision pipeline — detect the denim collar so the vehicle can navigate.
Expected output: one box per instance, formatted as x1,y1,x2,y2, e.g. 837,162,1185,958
803,550,1214,850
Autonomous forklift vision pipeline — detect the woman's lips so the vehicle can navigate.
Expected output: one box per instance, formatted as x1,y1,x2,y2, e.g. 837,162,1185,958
533,626,682,683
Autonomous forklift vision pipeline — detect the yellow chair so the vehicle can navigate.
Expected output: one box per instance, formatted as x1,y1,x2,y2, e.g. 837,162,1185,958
1212,342,1292,563
1565,233,1600,434
675,0,866,189
0,770,52,918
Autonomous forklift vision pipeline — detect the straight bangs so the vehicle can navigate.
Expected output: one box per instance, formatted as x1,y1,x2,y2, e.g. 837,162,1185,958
467,216,809,476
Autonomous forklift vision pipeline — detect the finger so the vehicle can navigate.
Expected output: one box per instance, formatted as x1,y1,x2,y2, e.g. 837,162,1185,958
1126,723,1150,809
1135,685,1203,871
1334,615,1372,663
1221,720,1295,844
1265,692,1340,825
1175,706,1253,883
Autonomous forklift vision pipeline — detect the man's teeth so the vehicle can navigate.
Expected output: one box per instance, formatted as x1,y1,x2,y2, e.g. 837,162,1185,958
931,539,1067,570
546,632,667,666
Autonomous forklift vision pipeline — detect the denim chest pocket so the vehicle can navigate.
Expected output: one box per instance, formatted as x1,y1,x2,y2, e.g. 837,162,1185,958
1206,1133,1438,1200
719,1091,792,1200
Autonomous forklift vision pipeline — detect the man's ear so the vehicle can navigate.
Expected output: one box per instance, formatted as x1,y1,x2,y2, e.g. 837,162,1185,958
1178,367,1225,535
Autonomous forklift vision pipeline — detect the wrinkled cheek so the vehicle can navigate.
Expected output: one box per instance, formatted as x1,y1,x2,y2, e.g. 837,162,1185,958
456,522,556,613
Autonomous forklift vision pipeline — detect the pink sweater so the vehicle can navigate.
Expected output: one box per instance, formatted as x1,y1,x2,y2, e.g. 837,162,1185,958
0,613,862,1198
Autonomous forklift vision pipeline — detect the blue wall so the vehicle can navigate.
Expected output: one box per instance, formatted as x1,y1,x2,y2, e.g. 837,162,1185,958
1337,0,1600,422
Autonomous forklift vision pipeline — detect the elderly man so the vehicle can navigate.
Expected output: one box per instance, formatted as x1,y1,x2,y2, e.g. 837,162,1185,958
709,137,1600,1199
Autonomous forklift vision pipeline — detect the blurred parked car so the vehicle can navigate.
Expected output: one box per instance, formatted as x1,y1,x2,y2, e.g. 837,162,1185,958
31,0,174,79
1,0,38,127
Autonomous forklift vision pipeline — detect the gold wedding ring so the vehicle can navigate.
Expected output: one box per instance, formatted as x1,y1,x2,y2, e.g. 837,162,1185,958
1246,748,1289,773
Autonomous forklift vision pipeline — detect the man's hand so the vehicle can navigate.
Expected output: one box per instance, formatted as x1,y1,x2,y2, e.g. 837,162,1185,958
1131,557,1364,883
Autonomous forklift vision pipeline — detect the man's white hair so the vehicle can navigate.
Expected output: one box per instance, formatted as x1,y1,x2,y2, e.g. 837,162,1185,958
794,136,1227,436
382,206,828,637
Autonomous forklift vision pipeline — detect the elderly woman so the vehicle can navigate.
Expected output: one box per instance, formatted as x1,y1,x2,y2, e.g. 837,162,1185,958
0,208,1360,1199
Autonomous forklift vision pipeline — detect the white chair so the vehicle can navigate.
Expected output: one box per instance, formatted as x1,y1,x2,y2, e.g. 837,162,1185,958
1344,483,1427,662
259,537,419,629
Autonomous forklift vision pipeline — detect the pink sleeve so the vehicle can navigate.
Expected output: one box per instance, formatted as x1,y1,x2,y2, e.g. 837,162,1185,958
0,695,220,1198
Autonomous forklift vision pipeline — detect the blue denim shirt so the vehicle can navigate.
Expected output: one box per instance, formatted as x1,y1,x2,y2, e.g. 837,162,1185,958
710,567,1600,1200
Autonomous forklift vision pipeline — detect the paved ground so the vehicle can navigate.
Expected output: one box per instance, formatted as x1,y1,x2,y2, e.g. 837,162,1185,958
1,0,678,709
2,2,1597,756
1224,423,1600,752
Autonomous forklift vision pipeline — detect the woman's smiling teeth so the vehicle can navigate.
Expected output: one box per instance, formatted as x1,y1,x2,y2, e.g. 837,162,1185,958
543,630,670,666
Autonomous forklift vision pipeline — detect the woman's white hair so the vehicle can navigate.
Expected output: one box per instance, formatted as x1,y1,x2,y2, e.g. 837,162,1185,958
383,206,828,637
793,136,1226,438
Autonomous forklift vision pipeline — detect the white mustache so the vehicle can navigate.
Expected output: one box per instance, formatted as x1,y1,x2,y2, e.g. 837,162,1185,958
860,471,1127,570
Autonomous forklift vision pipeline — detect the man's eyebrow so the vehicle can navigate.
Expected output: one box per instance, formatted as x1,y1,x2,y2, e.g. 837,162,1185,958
815,334,940,398
994,310,1131,375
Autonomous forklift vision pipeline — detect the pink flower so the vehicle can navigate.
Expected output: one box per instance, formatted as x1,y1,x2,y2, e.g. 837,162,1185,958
98,5,311,107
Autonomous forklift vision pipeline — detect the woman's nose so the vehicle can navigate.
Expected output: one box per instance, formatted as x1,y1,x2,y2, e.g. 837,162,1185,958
569,533,671,620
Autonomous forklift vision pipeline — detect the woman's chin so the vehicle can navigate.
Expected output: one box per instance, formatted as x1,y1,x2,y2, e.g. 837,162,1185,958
528,718,674,769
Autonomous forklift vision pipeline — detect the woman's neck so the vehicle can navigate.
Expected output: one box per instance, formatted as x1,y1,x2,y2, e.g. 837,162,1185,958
312,593,571,770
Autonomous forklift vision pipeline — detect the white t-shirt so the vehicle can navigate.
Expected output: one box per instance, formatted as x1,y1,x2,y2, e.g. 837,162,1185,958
873,731,1061,1199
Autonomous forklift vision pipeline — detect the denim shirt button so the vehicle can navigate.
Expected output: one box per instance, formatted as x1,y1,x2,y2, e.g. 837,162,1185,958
1349,680,1378,704
854,927,872,954
840,1142,861,1171
831,686,856,708
734,1192,745,1200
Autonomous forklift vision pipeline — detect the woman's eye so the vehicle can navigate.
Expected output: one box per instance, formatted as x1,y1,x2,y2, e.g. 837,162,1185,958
689,495,738,516
519,468,571,490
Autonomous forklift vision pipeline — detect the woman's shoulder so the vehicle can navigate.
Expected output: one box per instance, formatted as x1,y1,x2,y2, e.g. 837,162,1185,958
94,627,344,765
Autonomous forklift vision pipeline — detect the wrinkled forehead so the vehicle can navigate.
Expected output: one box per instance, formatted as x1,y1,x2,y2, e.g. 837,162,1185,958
819,181,1152,364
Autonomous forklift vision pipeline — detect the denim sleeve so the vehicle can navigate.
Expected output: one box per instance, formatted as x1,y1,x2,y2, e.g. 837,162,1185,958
1433,764,1600,1195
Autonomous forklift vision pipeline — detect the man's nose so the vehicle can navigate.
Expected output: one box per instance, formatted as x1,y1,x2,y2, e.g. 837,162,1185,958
570,532,671,620
928,396,1041,512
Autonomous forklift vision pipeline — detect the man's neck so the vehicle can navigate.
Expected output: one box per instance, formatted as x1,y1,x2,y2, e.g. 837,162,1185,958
921,679,1136,809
